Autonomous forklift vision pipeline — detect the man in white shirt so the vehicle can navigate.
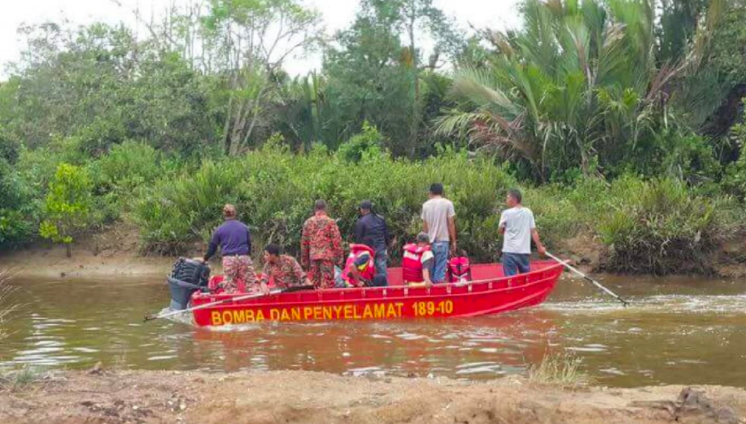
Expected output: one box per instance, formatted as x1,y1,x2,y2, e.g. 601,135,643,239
421,183,456,283
499,189,546,276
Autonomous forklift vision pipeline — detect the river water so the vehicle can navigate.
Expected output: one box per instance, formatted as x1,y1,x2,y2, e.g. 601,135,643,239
1,273,744,387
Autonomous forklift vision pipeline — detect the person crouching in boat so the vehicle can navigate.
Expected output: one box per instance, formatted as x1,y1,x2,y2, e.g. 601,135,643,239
199,204,257,293
402,233,435,288
259,244,310,294
342,244,376,287
499,189,546,276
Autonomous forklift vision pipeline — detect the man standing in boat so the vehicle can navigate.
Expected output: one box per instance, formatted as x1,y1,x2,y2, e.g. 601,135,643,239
354,200,390,285
499,189,546,276
301,200,344,289
200,204,256,293
421,183,456,284
259,244,310,293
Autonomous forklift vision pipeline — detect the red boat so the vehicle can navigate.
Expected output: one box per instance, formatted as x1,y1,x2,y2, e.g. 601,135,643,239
190,261,563,327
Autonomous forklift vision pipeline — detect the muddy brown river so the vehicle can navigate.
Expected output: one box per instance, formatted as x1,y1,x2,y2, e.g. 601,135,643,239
1,274,744,387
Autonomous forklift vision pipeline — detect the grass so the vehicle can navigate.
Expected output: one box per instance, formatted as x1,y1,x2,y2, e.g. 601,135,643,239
0,366,48,391
527,353,592,387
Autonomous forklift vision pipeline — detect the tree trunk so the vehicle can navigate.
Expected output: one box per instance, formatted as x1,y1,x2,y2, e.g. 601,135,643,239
408,13,420,159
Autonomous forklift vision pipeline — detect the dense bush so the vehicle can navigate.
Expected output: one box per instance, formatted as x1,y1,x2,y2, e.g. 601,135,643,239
132,143,743,274
134,143,518,260
596,177,737,275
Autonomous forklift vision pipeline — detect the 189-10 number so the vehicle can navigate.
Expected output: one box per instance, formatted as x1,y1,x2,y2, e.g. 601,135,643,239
412,300,454,317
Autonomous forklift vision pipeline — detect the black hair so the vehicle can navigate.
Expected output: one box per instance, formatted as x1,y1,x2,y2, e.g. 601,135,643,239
314,199,327,211
265,244,282,256
508,188,522,203
429,183,444,196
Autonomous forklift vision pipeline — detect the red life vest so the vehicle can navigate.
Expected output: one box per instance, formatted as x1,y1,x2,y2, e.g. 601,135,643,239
343,244,376,285
402,243,431,283
447,256,472,283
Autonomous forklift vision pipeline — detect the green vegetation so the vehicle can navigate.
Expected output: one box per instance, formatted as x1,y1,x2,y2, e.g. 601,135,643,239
0,366,48,392
1,0,746,275
527,353,591,386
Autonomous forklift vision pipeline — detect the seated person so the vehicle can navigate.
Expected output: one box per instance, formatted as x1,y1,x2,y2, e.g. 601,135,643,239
258,244,310,294
402,232,435,287
342,244,376,287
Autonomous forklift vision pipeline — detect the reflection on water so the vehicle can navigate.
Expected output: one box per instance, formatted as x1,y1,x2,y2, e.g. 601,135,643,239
0,273,745,387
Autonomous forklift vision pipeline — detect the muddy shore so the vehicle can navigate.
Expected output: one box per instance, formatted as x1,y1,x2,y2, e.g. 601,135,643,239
1,369,744,424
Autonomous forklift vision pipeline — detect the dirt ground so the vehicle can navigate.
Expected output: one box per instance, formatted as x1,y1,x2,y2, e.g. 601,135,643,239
1,369,744,424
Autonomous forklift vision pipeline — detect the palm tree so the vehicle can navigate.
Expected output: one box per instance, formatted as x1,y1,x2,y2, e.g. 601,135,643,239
436,0,719,181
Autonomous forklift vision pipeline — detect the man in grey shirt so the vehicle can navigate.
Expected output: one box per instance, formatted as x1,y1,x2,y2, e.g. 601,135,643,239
499,189,545,276
421,183,456,283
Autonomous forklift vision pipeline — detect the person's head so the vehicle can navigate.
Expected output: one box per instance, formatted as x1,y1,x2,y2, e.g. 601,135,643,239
359,200,372,216
314,199,327,213
506,189,522,207
429,183,444,199
263,243,282,263
416,232,430,246
223,204,237,220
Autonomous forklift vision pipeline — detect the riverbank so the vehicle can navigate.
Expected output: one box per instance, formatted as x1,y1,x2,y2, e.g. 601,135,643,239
1,369,744,424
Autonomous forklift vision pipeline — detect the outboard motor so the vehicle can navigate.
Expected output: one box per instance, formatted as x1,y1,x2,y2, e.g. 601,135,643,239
167,258,210,310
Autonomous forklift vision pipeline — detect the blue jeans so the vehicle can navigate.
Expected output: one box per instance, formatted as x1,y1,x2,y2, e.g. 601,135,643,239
374,249,388,286
431,241,449,283
503,253,530,276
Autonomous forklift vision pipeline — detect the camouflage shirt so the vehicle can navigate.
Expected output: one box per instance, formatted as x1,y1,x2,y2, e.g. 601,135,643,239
261,255,306,289
301,213,343,268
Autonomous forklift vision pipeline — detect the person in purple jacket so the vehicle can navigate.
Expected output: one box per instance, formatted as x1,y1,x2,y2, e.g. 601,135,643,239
199,204,256,293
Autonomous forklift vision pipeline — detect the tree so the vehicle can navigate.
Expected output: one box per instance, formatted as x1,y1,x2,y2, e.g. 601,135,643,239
436,0,719,181
201,0,323,155
369,0,463,150
39,164,93,257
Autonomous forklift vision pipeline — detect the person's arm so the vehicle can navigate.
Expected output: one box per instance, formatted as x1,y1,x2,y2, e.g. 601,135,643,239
291,258,308,287
202,231,220,262
530,212,545,255
422,253,434,287
498,211,507,235
354,219,365,244
300,222,310,270
347,266,362,287
448,215,457,252
448,202,457,253
532,229,546,256
258,262,271,294
422,268,433,286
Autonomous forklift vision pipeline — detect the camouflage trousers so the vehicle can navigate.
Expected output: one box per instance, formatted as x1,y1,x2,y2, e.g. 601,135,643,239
222,255,257,293
308,259,335,289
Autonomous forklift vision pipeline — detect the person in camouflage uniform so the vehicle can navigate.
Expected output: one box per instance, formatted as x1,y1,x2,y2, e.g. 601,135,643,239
200,204,257,294
259,244,310,291
301,200,343,289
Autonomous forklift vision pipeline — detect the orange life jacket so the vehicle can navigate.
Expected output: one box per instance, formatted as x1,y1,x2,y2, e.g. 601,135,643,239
402,243,431,283
342,244,375,285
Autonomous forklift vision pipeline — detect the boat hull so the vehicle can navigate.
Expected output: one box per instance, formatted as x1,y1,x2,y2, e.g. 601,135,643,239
191,261,563,327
